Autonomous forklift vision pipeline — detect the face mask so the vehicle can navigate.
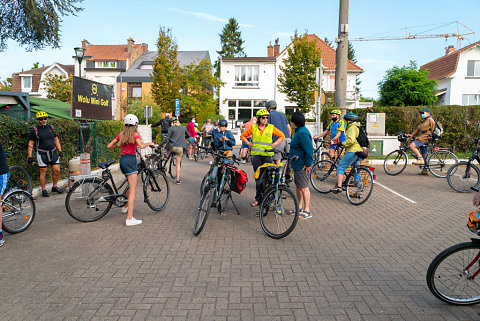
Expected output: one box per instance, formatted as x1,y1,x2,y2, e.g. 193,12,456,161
421,113,427,119
331,117,337,121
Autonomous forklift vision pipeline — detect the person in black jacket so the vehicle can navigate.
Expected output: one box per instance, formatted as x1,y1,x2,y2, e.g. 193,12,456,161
152,113,170,141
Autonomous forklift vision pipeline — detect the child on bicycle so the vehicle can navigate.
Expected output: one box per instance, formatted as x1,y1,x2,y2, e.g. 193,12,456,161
313,109,345,160
107,114,157,226
214,119,236,157
0,141,10,246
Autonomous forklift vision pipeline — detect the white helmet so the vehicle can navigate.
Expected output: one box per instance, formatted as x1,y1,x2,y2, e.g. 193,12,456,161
124,114,139,125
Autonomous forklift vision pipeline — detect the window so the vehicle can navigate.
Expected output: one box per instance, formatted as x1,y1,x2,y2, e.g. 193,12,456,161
22,77,32,89
234,66,259,86
96,61,117,68
467,61,480,77
139,64,153,70
462,94,480,106
127,82,142,99
329,75,335,91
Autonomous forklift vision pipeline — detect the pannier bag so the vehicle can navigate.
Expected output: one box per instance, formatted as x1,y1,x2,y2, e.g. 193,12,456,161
231,168,248,194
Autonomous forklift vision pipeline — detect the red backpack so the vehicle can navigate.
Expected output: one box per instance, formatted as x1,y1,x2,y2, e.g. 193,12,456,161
231,168,248,194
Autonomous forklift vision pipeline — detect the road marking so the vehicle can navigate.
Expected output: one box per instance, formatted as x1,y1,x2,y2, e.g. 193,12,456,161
375,181,417,204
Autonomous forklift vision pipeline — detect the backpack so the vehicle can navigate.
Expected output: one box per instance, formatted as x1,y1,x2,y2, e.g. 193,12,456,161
356,126,370,149
33,125,56,151
231,168,248,194
432,120,444,139
160,118,170,133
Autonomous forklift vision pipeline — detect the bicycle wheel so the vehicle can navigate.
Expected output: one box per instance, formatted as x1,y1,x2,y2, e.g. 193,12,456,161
200,171,211,196
447,162,480,193
345,167,374,205
217,172,230,214
259,185,299,239
65,178,113,222
427,150,458,178
427,241,480,305
309,160,336,193
383,150,407,175
7,165,33,193
142,154,161,183
2,190,35,234
193,184,215,236
143,170,169,211
194,147,199,162
169,156,177,179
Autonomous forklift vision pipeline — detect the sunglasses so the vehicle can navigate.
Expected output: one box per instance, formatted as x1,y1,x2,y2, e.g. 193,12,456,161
38,117,48,121
260,116,269,119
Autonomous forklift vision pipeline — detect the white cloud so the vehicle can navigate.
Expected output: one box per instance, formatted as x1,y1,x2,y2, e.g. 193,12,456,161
168,8,254,28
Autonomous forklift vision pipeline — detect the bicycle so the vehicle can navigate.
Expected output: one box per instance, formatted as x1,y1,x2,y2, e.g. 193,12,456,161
65,151,169,222
2,186,36,234
257,149,300,239
426,186,480,305
309,150,375,205
193,133,206,162
313,138,331,162
7,165,33,193
194,147,241,236
446,138,480,193
383,131,458,178
153,147,178,180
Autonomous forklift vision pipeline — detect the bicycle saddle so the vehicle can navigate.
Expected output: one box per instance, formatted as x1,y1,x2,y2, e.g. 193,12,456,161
99,161,116,169
222,159,234,165
265,166,280,172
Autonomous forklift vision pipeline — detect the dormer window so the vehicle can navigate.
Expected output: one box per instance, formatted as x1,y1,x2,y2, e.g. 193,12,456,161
20,75,33,92
96,61,117,68
139,63,153,70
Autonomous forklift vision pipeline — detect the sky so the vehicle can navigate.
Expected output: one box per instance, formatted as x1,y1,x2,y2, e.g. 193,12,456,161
1,0,479,99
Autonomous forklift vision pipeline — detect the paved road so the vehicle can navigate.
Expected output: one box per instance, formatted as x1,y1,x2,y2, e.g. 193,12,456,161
0,157,478,320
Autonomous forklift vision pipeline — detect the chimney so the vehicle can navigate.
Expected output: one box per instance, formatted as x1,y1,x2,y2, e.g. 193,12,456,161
81,39,90,49
445,45,455,55
267,41,273,57
273,38,280,57
127,37,134,53
142,43,148,53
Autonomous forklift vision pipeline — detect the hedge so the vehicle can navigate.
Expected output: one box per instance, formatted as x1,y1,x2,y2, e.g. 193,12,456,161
322,105,480,153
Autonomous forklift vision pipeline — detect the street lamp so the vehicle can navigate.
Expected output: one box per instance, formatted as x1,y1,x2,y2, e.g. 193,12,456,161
74,47,86,78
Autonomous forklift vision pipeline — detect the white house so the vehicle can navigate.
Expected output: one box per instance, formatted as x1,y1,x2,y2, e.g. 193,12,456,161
219,34,363,127
421,40,480,106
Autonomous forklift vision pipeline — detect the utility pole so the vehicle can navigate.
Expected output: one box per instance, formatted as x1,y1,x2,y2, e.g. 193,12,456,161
335,0,349,116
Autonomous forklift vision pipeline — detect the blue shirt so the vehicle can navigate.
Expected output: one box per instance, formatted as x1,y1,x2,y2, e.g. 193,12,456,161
213,130,236,151
327,119,346,144
268,110,290,142
289,126,314,171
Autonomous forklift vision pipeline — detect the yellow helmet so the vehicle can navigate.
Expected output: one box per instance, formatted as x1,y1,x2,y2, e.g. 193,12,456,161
256,109,270,117
331,109,341,115
36,111,48,119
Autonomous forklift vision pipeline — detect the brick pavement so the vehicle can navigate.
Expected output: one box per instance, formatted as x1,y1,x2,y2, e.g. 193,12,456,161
0,157,479,320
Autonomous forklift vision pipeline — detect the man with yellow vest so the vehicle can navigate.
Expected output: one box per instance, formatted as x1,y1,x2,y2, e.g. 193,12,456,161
241,109,285,207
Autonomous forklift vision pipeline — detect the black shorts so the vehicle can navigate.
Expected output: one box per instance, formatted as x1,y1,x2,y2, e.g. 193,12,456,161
37,149,60,168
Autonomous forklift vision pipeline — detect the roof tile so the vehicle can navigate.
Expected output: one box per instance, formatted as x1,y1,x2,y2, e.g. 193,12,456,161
84,44,142,61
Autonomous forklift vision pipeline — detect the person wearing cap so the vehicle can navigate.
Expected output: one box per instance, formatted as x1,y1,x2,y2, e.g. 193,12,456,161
313,109,346,160
241,109,285,208
27,111,64,197
407,107,435,174
266,100,292,166
151,113,171,142
158,117,191,184
107,114,157,226
214,119,236,157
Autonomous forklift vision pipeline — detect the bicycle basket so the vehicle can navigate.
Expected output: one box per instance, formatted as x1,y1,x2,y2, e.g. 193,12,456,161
467,210,480,235
231,169,248,194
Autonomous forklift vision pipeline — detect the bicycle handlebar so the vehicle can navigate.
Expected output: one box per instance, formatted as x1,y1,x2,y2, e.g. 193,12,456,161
264,149,299,161
199,146,241,165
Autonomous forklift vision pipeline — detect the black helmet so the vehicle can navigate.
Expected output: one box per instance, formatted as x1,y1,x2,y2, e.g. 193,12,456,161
169,117,177,124
218,119,228,127
343,112,358,122
265,100,277,109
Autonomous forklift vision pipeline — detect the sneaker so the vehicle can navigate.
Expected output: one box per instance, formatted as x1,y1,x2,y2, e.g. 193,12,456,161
241,160,246,164
125,217,142,226
176,180,182,185
412,158,425,165
41,190,50,197
209,161,213,165
331,185,342,194
51,187,63,194
418,169,429,176
0,233,4,247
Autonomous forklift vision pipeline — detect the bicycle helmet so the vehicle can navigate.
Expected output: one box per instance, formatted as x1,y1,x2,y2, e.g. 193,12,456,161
124,114,139,125
331,109,341,115
213,120,219,126
343,112,358,122
467,209,480,235
256,109,270,117
218,119,228,127
36,111,48,119
265,100,277,109
169,117,177,124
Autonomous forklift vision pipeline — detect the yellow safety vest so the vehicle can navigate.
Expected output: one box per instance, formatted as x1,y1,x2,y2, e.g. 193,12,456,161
251,124,274,156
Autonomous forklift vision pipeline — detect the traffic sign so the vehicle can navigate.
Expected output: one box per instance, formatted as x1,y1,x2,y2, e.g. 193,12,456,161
175,99,180,116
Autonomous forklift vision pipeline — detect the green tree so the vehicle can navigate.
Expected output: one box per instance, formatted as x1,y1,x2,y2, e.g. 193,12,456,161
277,33,322,113
41,74,72,102
214,18,246,77
151,27,181,114
378,61,437,106
179,58,224,120
0,0,83,51
0,74,13,91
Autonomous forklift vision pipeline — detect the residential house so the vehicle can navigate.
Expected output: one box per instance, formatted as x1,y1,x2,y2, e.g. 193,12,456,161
219,34,363,126
74,38,148,119
421,40,480,106
11,63,74,98
116,50,210,120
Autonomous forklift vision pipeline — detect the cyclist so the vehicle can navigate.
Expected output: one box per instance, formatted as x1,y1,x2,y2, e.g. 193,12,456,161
151,113,170,142
27,111,64,197
187,116,198,160
266,100,292,166
0,140,10,247
158,117,191,184
241,109,285,207
239,116,256,164
107,114,157,226
201,119,214,148
407,107,435,175
313,109,345,160
214,119,236,157
289,111,314,219
331,113,364,193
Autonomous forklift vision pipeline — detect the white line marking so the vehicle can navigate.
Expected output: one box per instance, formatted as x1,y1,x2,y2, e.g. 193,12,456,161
375,181,417,204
